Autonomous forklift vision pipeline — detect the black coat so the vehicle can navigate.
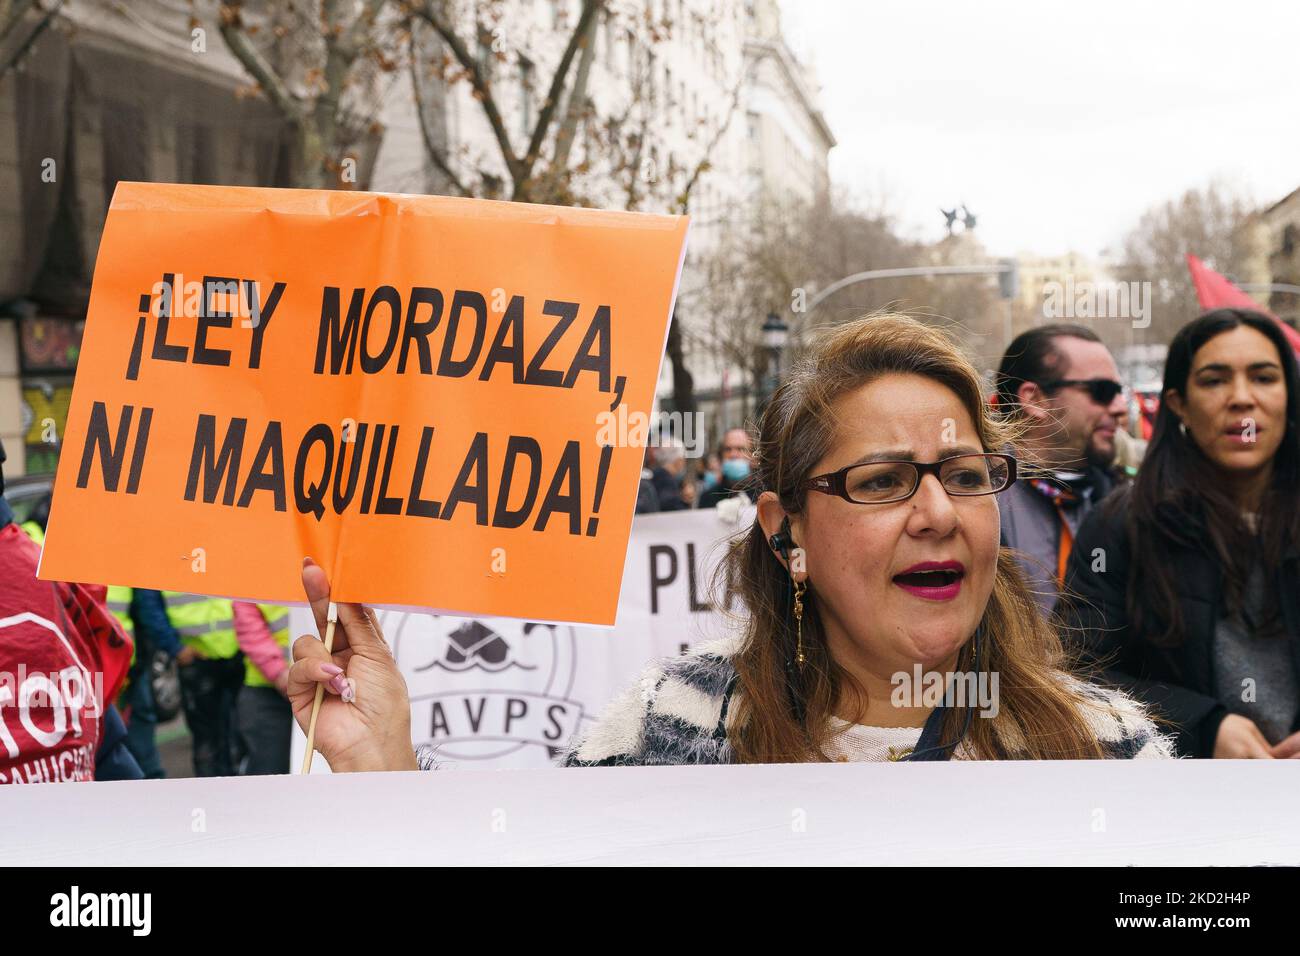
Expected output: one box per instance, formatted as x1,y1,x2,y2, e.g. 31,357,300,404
650,467,687,512
697,481,745,510
1054,485,1300,757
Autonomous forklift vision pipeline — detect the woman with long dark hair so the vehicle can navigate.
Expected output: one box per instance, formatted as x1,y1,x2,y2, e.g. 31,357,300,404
283,315,1172,768
1058,308,1300,758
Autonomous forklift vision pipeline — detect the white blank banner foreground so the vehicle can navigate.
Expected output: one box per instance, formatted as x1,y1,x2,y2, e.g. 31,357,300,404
1,761,1297,866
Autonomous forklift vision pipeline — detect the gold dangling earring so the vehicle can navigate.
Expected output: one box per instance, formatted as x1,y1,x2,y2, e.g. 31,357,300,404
793,579,807,670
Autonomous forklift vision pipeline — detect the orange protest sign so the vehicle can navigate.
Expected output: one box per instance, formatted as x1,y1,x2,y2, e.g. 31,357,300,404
38,183,689,626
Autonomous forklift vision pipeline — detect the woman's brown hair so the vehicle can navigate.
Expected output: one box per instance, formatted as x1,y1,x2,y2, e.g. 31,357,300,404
719,313,1109,761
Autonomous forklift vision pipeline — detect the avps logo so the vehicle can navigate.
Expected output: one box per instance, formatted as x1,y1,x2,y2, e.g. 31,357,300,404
390,613,584,763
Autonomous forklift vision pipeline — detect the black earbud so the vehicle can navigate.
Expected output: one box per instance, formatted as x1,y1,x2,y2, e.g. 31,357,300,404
769,517,794,559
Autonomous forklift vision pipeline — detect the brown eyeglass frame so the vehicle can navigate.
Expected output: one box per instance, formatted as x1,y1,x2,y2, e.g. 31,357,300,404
802,453,1018,504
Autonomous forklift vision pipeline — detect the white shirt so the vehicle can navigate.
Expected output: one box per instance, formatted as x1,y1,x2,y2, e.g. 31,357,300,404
823,717,973,762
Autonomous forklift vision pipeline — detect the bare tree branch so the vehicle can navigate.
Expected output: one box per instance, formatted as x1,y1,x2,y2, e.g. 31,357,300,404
412,0,520,185
674,73,743,214
315,0,358,163
0,0,39,47
1,0,61,77
547,2,598,176
513,0,601,197
218,0,399,188
409,44,470,196
623,117,649,210
596,55,653,211
338,0,389,59
218,1,303,123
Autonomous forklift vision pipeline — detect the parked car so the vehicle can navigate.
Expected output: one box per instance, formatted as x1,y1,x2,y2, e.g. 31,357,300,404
4,472,54,527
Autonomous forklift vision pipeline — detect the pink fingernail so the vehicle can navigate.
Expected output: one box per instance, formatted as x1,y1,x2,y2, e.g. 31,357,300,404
341,678,356,704
328,674,349,696
321,663,343,677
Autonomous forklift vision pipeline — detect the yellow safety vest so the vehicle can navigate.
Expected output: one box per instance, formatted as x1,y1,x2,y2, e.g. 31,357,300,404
106,585,137,675
244,603,291,688
105,585,135,638
162,592,239,660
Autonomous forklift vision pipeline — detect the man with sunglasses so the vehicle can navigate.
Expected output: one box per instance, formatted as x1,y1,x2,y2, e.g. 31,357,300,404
994,325,1130,618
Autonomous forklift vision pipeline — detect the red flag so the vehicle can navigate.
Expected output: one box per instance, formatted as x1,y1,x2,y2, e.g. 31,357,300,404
1185,253,1300,354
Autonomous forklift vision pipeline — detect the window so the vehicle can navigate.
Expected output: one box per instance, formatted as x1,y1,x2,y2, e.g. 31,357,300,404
580,99,596,160
519,56,535,143
603,10,615,69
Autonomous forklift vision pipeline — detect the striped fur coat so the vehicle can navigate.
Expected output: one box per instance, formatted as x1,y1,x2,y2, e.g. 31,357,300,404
555,633,1177,766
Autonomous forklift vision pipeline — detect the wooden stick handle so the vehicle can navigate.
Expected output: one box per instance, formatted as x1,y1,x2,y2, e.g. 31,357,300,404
300,602,338,774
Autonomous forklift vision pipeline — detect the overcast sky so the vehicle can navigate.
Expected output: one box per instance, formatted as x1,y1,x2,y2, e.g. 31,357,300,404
778,0,1300,260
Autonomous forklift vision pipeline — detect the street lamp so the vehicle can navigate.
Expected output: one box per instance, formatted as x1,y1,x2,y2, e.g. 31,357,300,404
762,311,790,352
761,311,789,403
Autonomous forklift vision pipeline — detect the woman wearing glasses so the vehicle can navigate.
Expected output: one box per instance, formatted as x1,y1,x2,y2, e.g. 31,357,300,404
286,314,1172,769
1058,308,1300,759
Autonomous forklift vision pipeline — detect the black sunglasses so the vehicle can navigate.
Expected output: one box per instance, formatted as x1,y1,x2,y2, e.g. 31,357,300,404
1040,378,1124,405
804,453,1017,505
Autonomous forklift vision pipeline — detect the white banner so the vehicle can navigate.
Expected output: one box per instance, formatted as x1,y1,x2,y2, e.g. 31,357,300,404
291,506,754,770
6,761,1295,866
